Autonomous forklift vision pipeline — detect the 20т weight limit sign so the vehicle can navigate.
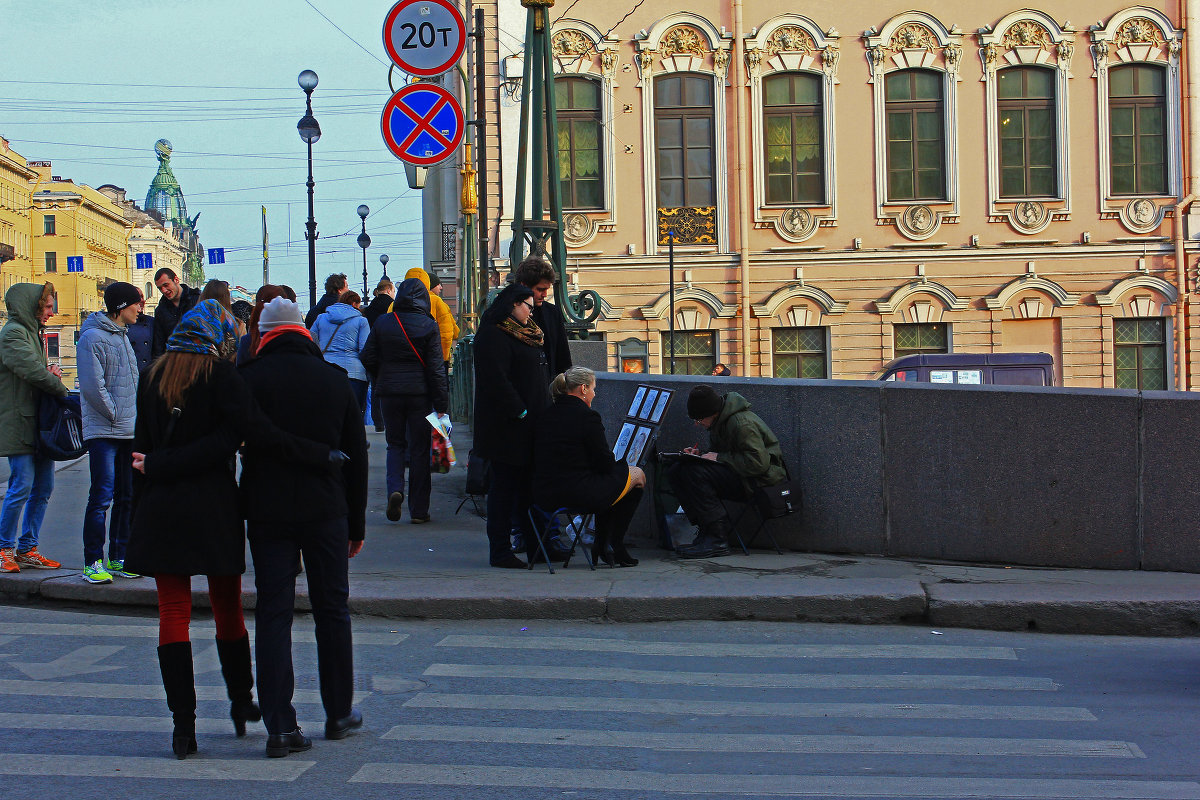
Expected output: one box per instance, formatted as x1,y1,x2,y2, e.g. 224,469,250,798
383,0,466,77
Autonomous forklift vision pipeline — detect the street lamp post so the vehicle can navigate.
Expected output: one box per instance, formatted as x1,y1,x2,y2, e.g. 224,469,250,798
297,69,321,309
379,254,390,282
357,204,371,296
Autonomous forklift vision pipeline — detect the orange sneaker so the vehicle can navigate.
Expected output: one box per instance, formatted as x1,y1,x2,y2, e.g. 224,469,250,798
0,549,19,573
14,548,60,570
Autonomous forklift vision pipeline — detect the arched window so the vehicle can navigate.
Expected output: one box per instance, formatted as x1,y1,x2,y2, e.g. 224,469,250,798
555,77,603,210
654,74,715,208
997,67,1056,198
763,72,823,205
1109,64,1167,196
885,69,945,201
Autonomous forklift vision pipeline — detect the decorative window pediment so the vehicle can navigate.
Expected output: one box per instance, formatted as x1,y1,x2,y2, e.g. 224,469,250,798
864,13,964,241
1095,274,1178,310
984,275,1080,312
640,286,736,320
875,278,969,315
1089,8,1182,233
751,281,847,318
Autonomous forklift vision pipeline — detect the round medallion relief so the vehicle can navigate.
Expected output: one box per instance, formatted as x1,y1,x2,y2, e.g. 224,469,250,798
562,213,597,246
1120,198,1161,234
1010,200,1051,234
776,207,817,241
896,204,939,240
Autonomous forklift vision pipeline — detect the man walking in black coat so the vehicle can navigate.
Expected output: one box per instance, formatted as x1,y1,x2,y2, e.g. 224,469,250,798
238,297,369,758
514,257,572,378
150,267,200,358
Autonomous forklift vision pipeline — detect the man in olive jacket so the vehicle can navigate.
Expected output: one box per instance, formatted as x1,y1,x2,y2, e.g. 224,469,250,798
0,283,69,573
669,385,785,559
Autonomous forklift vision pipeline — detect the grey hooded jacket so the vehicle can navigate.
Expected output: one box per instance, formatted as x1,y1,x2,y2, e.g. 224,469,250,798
77,311,138,441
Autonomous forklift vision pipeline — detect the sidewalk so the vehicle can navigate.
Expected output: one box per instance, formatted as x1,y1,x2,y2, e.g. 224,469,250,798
3,428,1200,636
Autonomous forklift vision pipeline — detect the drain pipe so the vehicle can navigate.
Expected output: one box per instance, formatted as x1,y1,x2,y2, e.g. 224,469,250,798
1175,193,1193,390
1177,0,1200,389
733,0,753,375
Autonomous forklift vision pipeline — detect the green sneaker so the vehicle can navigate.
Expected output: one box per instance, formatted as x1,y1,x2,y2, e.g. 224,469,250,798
105,559,140,579
82,560,113,584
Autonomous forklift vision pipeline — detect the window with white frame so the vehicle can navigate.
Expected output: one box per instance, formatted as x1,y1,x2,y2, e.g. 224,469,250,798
654,73,716,209
1108,63,1167,196
884,69,945,202
763,72,824,205
555,77,604,210
997,67,1057,198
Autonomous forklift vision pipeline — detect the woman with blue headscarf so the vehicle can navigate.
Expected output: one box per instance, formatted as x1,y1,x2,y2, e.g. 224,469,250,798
124,300,333,760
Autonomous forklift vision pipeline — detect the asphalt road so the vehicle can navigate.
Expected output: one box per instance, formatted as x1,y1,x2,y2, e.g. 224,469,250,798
0,603,1197,799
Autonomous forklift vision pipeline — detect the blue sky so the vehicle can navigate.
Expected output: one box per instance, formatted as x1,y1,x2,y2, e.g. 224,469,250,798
3,0,434,296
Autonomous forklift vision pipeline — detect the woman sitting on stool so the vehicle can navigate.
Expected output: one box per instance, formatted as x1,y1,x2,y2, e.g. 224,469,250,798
533,367,646,567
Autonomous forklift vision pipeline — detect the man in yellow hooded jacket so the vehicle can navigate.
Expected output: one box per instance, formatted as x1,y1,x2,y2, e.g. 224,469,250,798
404,268,459,363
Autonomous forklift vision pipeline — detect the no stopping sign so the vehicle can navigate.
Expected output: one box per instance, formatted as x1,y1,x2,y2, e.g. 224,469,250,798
383,0,467,77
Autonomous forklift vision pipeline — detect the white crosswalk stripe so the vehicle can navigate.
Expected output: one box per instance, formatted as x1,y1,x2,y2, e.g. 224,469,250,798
348,764,1200,798
402,691,1096,720
381,723,1145,757
418,662,1059,690
0,677,367,704
436,633,1017,659
0,712,327,736
0,622,405,645
0,753,313,782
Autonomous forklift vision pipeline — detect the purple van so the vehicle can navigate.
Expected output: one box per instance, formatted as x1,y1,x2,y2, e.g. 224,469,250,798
878,352,1055,387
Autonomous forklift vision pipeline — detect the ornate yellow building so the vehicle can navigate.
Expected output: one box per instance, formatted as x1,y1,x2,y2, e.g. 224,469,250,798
0,137,37,316
448,0,1200,389
29,163,132,387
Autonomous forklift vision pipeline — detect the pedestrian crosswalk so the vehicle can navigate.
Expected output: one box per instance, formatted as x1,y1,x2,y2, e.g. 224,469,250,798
1,618,1198,797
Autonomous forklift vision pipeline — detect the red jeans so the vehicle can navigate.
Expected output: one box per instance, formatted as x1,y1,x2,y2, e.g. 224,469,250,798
155,574,247,645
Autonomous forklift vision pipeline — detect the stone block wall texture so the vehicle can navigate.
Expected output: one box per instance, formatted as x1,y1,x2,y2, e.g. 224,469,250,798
590,372,1198,573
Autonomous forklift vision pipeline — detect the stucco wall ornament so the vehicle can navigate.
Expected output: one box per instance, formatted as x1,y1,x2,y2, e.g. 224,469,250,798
562,212,597,247
712,48,729,78
822,44,841,79
661,26,706,58
765,25,816,56
776,207,818,242
600,48,617,76
1114,18,1166,49
896,204,940,240
889,23,938,54
745,47,763,72
1001,21,1052,50
1010,201,1051,234
1057,40,1074,73
552,30,593,58
1119,198,1164,234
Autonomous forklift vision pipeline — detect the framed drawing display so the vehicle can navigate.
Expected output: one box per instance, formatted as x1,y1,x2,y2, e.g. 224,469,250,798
612,421,637,461
625,425,654,466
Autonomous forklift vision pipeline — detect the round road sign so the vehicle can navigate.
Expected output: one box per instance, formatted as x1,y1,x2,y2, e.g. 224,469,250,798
381,83,465,167
383,0,467,77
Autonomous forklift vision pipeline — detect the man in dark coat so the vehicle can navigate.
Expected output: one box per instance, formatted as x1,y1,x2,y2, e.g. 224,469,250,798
514,257,572,379
150,267,200,358
238,297,369,758
304,272,347,328
364,278,395,329
360,278,447,523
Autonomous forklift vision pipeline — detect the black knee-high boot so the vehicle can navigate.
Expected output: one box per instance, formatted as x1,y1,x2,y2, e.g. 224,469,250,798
157,641,197,759
216,634,262,737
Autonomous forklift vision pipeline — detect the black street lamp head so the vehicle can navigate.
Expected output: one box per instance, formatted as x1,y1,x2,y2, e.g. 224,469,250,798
357,204,370,220
297,114,321,144
357,231,372,250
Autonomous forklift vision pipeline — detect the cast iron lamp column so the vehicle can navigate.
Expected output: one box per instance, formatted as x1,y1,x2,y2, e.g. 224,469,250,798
297,69,321,309
357,204,371,296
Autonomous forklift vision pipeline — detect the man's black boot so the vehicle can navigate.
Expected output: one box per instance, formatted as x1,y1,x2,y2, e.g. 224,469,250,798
676,520,731,559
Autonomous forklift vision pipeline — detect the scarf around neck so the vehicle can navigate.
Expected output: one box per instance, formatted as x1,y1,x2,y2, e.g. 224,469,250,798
499,315,543,348
257,324,313,354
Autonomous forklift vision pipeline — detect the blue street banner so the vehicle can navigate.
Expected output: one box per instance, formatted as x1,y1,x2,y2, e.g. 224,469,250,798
135,252,153,270
66,256,83,273
207,248,225,264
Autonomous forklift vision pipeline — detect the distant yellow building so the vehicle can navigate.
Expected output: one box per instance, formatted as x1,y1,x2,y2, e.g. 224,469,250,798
0,137,37,317
29,163,133,388
99,184,187,318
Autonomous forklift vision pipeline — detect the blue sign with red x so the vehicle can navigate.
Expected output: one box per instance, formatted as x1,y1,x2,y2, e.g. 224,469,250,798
380,83,464,167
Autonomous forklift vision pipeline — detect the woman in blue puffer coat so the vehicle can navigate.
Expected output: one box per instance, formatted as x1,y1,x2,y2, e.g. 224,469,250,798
309,291,370,411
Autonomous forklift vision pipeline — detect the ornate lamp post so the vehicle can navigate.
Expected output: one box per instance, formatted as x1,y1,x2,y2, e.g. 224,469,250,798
356,204,371,296
379,253,390,282
297,69,321,309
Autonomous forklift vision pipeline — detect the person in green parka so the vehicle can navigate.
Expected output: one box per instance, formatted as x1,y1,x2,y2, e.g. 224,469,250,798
0,282,69,573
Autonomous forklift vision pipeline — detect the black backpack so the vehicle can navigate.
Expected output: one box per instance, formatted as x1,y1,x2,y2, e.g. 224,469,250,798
37,392,87,461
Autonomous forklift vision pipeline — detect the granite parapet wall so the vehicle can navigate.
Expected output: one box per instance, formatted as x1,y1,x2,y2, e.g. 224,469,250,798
589,372,1195,572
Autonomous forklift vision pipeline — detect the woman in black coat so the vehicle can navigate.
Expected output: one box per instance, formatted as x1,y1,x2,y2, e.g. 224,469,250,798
533,367,647,566
125,300,330,760
472,283,550,568
359,277,447,524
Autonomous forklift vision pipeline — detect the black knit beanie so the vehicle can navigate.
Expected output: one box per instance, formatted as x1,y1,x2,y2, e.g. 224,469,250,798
687,385,724,420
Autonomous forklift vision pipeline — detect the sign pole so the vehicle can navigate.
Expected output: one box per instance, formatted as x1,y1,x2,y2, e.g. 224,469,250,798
474,7,489,315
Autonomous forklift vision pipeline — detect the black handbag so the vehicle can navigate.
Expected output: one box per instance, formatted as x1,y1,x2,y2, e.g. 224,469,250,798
36,392,86,461
464,448,491,496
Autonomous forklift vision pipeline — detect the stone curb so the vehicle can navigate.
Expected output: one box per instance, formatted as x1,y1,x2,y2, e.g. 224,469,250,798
5,569,1200,635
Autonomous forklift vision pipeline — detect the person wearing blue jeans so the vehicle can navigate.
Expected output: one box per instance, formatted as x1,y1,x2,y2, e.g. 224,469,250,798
77,283,142,584
1,454,56,561
0,281,69,573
